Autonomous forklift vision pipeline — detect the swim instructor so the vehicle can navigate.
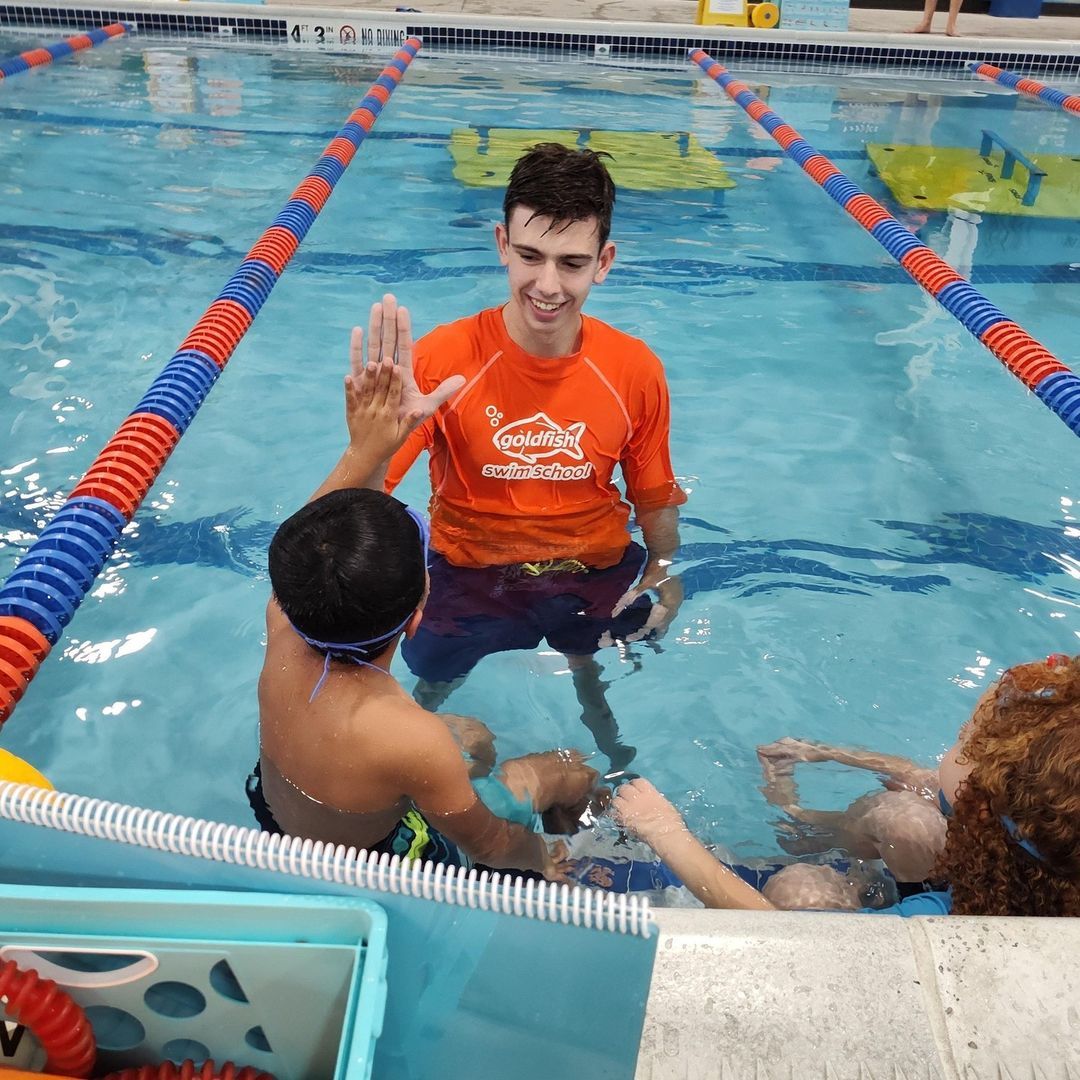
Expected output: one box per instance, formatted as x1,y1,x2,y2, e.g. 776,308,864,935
384,143,687,772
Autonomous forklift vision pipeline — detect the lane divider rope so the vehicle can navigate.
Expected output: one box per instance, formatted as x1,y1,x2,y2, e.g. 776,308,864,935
0,782,654,937
970,61,1080,115
689,49,1080,442
0,23,127,81
0,39,423,725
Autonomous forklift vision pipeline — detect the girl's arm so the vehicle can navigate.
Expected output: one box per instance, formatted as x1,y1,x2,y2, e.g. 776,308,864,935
612,779,775,911
757,737,938,797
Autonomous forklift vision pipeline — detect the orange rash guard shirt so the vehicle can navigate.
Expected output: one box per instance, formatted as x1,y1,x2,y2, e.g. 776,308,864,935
385,307,686,569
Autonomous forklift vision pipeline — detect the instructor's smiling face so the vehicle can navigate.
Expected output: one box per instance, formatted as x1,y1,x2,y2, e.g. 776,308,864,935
495,206,615,356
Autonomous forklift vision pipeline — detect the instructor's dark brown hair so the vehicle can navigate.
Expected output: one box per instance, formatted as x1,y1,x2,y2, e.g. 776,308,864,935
504,142,616,249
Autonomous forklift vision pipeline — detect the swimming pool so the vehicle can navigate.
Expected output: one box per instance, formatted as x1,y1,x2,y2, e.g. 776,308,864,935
2,31,1080,881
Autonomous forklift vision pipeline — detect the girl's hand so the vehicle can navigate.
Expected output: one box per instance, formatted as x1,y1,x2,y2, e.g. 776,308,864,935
611,778,686,844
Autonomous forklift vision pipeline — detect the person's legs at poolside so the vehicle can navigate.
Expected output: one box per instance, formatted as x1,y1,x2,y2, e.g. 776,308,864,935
910,0,963,34
945,0,963,36
911,0,936,33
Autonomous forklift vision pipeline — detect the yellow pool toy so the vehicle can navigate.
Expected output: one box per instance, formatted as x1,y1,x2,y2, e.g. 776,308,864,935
695,0,780,27
867,137,1080,219
450,128,734,192
0,747,53,789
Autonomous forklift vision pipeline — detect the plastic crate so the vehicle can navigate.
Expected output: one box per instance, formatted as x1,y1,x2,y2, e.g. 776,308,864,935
0,885,388,1080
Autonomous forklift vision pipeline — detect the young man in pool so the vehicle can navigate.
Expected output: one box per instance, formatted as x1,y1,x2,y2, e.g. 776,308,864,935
383,143,687,774
252,343,598,878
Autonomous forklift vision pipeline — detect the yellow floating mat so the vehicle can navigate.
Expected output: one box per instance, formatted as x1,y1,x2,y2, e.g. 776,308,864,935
450,128,734,191
866,142,1080,219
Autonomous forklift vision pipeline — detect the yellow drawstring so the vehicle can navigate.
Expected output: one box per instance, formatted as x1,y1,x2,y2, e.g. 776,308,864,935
520,558,589,577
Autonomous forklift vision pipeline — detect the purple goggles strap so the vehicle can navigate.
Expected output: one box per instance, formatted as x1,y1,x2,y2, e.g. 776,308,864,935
290,505,430,701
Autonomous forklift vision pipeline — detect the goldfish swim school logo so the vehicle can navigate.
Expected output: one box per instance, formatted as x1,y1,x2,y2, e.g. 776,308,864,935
493,411,584,464
482,409,594,481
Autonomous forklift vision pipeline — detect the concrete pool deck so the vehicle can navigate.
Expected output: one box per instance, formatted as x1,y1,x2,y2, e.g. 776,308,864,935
281,0,1080,48
638,906,1080,1078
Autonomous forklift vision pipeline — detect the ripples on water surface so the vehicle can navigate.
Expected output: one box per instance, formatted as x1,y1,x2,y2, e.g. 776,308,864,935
1,39,1079,864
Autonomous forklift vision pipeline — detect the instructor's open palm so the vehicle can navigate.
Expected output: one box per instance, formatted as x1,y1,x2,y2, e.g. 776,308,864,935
353,293,465,424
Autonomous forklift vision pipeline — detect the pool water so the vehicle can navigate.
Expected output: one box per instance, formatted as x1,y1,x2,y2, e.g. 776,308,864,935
2,36,1079,870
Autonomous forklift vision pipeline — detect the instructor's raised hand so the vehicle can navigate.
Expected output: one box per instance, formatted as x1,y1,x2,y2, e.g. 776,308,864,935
351,293,465,423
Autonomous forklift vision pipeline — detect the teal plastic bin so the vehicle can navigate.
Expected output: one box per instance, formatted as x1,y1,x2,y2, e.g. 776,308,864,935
0,885,388,1079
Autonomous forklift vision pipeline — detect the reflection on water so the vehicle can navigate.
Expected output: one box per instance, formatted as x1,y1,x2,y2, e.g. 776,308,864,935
1,49,1079,864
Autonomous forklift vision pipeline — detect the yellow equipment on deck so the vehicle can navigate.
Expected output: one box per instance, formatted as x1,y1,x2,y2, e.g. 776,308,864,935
867,131,1080,219
450,128,735,192
695,0,780,27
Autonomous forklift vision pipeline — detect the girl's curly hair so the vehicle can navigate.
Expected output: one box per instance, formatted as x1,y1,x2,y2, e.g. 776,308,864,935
935,654,1080,916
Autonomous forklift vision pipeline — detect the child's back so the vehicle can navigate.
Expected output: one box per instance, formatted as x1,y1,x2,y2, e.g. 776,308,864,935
258,597,446,849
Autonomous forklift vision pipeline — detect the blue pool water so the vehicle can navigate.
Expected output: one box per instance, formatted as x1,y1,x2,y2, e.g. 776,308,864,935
2,36,1080,871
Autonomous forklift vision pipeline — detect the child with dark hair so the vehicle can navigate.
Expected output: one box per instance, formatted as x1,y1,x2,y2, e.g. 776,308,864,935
382,142,687,774
252,307,598,879
611,655,1080,916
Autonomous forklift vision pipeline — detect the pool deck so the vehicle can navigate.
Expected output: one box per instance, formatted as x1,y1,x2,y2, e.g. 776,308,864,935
282,0,1080,47
639,906,1080,1079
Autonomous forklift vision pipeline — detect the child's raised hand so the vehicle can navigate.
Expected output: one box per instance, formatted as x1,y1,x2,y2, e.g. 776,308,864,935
611,778,686,844
344,339,424,455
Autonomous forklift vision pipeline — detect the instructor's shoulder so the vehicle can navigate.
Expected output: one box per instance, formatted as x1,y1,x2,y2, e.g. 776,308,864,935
416,309,491,370
587,316,665,375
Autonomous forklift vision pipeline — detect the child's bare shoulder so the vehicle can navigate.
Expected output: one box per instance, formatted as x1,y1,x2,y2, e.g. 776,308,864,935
365,692,460,743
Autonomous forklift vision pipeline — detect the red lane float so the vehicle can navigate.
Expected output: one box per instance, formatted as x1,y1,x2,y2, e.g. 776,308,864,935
970,62,1080,115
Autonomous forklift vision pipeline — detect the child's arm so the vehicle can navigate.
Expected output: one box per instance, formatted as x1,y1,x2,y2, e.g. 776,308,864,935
398,718,572,880
757,737,938,798
309,298,464,503
612,779,775,910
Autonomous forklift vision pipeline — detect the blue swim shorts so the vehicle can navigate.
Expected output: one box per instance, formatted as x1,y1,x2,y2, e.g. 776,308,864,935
402,542,654,683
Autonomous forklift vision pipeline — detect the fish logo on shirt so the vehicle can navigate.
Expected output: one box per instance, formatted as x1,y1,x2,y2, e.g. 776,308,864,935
491,412,586,465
